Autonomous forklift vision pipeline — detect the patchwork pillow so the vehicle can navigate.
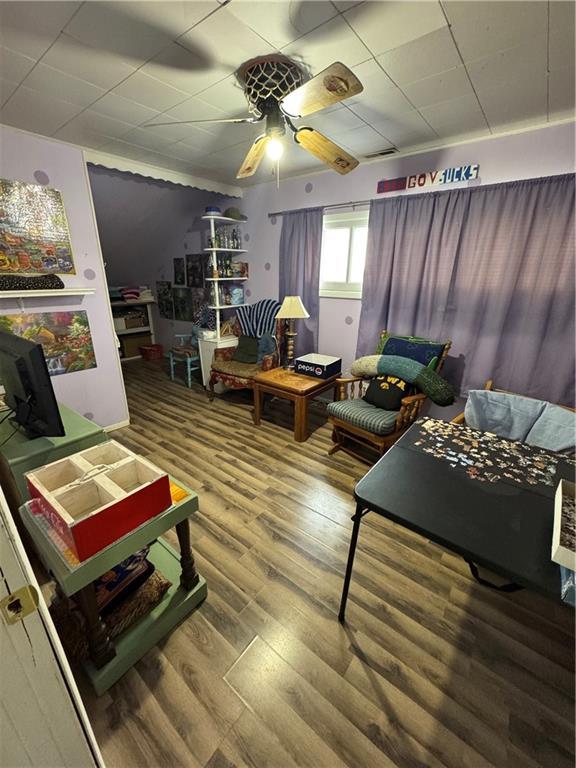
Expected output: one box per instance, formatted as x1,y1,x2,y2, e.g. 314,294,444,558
525,402,576,452
464,390,546,441
363,375,413,410
233,335,259,363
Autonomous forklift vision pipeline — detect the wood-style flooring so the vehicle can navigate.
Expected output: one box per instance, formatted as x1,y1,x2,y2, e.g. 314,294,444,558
81,361,575,768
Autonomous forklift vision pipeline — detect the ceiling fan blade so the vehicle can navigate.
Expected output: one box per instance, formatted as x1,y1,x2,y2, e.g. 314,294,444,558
236,135,270,179
143,116,260,128
280,62,363,118
295,127,359,175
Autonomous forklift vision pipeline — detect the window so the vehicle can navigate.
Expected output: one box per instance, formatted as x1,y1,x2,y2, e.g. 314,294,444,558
319,209,369,299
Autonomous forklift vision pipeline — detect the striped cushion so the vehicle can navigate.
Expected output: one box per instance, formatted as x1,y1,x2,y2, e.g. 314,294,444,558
237,299,281,337
327,399,399,435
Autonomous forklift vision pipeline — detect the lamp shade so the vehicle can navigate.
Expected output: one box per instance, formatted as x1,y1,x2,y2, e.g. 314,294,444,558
276,295,309,319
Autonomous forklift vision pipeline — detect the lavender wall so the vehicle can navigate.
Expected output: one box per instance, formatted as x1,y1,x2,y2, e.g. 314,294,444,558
87,166,230,352
241,121,576,376
0,125,129,428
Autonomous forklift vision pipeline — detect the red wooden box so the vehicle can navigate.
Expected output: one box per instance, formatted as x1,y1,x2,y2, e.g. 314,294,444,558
25,441,172,561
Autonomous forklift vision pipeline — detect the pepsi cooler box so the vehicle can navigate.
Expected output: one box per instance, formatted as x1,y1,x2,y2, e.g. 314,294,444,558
294,354,341,380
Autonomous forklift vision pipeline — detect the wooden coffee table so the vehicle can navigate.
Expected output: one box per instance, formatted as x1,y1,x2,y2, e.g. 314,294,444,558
253,368,338,442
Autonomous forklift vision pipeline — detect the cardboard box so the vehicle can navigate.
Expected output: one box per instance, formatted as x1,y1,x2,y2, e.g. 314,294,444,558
125,315,147,329
122,333,151,358
552,479,576,571
26,441,172,561
294,353,342,380
113,316,126,331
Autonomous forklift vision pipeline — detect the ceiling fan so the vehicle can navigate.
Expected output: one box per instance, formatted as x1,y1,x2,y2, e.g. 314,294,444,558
144,55,363,180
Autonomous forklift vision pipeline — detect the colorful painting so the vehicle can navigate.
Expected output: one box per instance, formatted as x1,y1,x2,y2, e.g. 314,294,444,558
0,179,75,274
185,253,207,288
0,312,96,375
174,257,186,286
173,287,194,322
156,281,174,319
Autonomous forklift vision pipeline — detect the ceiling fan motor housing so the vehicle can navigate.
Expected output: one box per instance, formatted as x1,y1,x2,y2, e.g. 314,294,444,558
237,54,307,117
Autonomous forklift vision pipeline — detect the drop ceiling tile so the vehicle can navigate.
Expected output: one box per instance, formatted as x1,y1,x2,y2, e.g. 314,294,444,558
226,1,338,48
42,33,137,90
204,140,254,169
549,1,575,72
89,93,161,126
53,122,113,150
179,8,276,72
332,1,364,11
0,46,36,84
282,15,372,72
113,71,190,112
63,2,217,67
196,119,262,149
363,110,437,146
420,93,487,134
344,1,446,56
160,140,207,161
443,1,547,63
337,124,395,154
0,85,82,135
0,78,19,108
549,66,576,117
0,2,80,59
139,43,232,97
173,126,227,153
97,138,157,162
402,66,473,109
302,105,366,136
477,73,547,129
165,96,231,123
195,75,251,114
121,126,182,152
466,36,547,93
22,63,106,108
63,110,134,140
377,27,461,86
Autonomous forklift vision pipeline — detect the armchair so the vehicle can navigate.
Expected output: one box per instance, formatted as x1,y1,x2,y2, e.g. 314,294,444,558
208,317,284,401
328,331,451,463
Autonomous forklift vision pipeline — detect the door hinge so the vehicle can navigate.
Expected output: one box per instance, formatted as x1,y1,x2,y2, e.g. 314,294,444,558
0,585,39,625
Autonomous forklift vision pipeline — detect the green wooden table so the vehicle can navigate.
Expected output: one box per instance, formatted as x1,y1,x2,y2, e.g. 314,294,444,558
0,403,107,500
20,482,207,695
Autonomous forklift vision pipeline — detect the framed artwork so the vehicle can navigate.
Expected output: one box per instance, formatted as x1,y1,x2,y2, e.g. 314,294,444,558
173,257,186,286
156,281,174,319
0,178,75,274
173,287,194,322
185,253,207,289
0,311,96,375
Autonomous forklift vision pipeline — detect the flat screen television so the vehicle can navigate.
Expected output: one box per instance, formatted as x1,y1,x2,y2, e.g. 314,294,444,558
0,331,65,439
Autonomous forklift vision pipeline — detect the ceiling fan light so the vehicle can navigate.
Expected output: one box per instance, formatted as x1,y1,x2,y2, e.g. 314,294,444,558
266,138,284,161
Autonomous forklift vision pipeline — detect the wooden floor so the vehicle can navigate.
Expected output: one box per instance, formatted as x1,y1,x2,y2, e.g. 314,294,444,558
81,361,575,768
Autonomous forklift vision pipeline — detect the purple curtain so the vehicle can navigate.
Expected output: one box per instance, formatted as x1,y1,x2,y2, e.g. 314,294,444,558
357,174,575,405
279,207,323,357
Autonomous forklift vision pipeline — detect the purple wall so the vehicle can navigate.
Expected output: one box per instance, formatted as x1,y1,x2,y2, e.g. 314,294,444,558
87,166,230,351
0,125,129,429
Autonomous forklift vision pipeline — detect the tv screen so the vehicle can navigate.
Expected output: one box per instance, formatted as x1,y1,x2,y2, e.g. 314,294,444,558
0,330,65,439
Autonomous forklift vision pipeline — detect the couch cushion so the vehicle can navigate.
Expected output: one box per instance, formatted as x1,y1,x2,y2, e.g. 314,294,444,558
211,360,261,379
327,398,398,436
233,335,259,363
464,390,546,441
525,402,576,451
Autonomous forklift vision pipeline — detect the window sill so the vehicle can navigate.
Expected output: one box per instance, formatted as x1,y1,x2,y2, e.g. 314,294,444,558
319,289,362,300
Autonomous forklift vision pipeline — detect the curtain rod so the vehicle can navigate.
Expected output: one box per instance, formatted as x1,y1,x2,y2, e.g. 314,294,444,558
267,199,373,218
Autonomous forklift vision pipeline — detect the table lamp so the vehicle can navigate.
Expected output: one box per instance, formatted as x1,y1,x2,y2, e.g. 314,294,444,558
276,296,309,370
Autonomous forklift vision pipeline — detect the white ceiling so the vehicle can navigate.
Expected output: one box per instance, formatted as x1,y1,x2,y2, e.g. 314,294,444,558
0,1,574,185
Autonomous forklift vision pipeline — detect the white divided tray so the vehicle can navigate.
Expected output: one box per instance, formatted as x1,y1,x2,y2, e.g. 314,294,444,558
26,441,172,561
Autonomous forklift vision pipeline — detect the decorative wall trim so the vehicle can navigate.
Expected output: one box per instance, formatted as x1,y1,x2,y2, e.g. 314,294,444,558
84,149,243,198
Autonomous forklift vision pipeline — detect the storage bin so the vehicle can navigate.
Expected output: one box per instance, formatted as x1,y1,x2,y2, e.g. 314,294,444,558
140,344,163,360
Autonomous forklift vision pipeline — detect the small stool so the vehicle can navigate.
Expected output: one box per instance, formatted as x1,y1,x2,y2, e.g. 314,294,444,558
169,346,200,388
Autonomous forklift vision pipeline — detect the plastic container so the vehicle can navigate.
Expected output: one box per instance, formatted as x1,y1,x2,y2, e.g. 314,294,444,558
139,344,163,360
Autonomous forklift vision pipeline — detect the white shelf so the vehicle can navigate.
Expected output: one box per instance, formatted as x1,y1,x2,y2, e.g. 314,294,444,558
0,287,96,299
201,214,248,224
110,298,155,307
208,304,248,310
205,277,248,282
116,326,151,336
204,248,248,253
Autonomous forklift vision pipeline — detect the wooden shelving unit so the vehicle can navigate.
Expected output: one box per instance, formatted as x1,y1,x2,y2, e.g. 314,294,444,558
109,297,156,363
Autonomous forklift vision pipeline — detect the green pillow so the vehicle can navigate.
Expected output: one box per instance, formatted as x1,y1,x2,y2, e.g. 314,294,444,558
376,332,444,369
233,335,258,363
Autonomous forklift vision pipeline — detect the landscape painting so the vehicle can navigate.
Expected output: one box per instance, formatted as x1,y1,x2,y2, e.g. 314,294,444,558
174,257,186,286
0,178,75,274
173,287,194,322
156,281,174,319
185,253,206,288
0,311,96,375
